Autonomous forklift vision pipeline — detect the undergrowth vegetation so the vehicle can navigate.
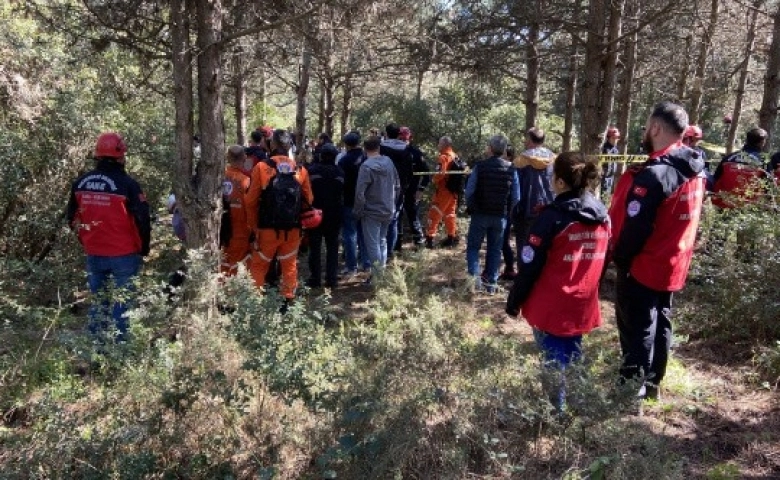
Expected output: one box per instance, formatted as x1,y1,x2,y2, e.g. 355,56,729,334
2,198,779,478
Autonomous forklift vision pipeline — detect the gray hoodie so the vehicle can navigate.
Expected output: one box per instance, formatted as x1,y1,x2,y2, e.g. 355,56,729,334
353,154,401,222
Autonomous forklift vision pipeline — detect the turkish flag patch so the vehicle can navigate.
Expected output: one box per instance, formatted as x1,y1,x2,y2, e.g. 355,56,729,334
528,234,542,247
633,186,648,197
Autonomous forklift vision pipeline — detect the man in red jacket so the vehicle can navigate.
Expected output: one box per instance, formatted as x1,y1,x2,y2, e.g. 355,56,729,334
66,132,151,343
609,102,706,400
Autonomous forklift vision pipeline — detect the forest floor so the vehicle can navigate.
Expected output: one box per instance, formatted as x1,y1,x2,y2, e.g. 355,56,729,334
310,236,780,479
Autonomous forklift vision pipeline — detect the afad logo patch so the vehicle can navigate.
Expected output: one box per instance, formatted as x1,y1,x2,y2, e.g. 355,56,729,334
521,245,535,263
528,234,542,247
627,200,641,217
633,186,648,197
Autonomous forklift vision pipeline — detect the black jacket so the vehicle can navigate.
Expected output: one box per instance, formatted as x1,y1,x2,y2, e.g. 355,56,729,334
307,162,345,229
338,148,365,208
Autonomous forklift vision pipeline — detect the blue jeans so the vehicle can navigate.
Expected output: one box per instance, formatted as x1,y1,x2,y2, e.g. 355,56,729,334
342,206,370,271
466,213,506,284
533,329,583,411
362,216,390,276
385,213,399,259
86,254,142,342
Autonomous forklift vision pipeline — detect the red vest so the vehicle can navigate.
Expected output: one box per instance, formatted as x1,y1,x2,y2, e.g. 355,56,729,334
522,221,609,337
713,160,768,209
610,168,705,291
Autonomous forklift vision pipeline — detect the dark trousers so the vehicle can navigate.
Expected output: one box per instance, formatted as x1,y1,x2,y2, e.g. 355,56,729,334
395,193,424,249
615,267,674,386
308,225,340,287
501,214,514,272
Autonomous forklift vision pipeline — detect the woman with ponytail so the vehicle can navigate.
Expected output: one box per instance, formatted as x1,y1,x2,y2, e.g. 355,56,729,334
505,152,610,411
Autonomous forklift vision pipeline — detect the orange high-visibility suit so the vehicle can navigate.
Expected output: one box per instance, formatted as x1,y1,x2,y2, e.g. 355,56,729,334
427,147,458,238
221,165,252,276
246,155,313,299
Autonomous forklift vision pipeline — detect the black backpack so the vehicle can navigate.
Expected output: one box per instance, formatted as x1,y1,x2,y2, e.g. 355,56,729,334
445,156,468,194
258,162,303,230
219,188,232,248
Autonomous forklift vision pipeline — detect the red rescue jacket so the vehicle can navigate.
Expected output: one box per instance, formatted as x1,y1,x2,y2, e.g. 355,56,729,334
609,144,705,292
506,191,610,337
66,159,151,257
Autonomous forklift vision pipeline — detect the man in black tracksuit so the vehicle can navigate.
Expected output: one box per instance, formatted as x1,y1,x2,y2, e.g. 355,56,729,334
306,144,345,288
380,123,414,260
338,132,369,274
395,126,430,249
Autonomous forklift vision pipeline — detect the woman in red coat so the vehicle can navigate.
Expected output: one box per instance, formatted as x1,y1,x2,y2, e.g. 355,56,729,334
506,152,610,410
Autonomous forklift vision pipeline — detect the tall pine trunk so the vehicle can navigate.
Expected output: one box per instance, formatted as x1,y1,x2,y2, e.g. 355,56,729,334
727,1,761,153
233,49,247,145
524,23,540,131
758,4,780,150
563,0,582,151
616,0,639,154
689,0,719,124
192,0,225,252
170,0,195,245
295,43,312,150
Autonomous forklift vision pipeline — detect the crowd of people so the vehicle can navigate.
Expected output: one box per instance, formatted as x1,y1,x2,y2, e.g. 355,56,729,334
67,103,779,409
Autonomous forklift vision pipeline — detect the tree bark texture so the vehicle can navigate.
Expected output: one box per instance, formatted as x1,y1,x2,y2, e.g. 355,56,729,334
616,0,639,154
758,4,780,150
676,34,692,103
170,0,196,246
580,0,624,154
233,48,247,145
524,22,540,131
727,1,761,154
296,43,312,150
192,0,225,252
689,0,719,125
340,76,353,137
563,0,582,151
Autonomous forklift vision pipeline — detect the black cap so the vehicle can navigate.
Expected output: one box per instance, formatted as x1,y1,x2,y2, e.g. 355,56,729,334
343,132,361,147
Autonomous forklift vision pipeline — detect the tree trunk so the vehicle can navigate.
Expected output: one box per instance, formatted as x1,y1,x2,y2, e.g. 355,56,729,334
676,34,692,103
727,1,761,154
616,0,639,154
340,76,353,137
758,4,780,150
233,49,247,145
191,0,225,252
170,0,195,246
416,68,425,102
323,74,335,138
316,78,325,136
524,22,540,131
580,0,624,153
295,43,312,150
689,0,719,125
258,69,267,125
562,0,582,151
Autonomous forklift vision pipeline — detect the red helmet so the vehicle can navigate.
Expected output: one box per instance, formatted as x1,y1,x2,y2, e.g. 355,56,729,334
684,125,703,140
95,132,127,159
723,114,732,124
399,126,412,141
301,208,323,229
606,126,621,138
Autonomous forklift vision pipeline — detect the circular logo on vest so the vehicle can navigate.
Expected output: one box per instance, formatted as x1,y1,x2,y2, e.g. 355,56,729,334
223,181,233,196
521,245,535,263
627,200,641,217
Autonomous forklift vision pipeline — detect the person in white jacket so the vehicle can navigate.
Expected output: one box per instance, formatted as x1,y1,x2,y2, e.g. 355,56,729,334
354,135,401,280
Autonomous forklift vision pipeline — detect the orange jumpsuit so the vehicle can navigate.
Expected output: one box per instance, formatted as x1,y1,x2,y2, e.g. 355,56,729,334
426,148,458,238
246,155,313,299
221,165,252,276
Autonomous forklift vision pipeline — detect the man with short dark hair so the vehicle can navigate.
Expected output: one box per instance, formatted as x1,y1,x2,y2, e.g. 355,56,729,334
66,132,151,343
396,126,429,249
712,127,771,209
465,135,520,294
338,131,370,275
354,136,401,281
306,144,344,288
609,101,706,400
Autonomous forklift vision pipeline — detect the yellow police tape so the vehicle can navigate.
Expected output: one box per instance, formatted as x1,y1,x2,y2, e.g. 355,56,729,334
412,155,648,175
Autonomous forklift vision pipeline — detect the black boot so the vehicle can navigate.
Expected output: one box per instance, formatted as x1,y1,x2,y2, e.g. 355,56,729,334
440,235,459,248
425,236,435,249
